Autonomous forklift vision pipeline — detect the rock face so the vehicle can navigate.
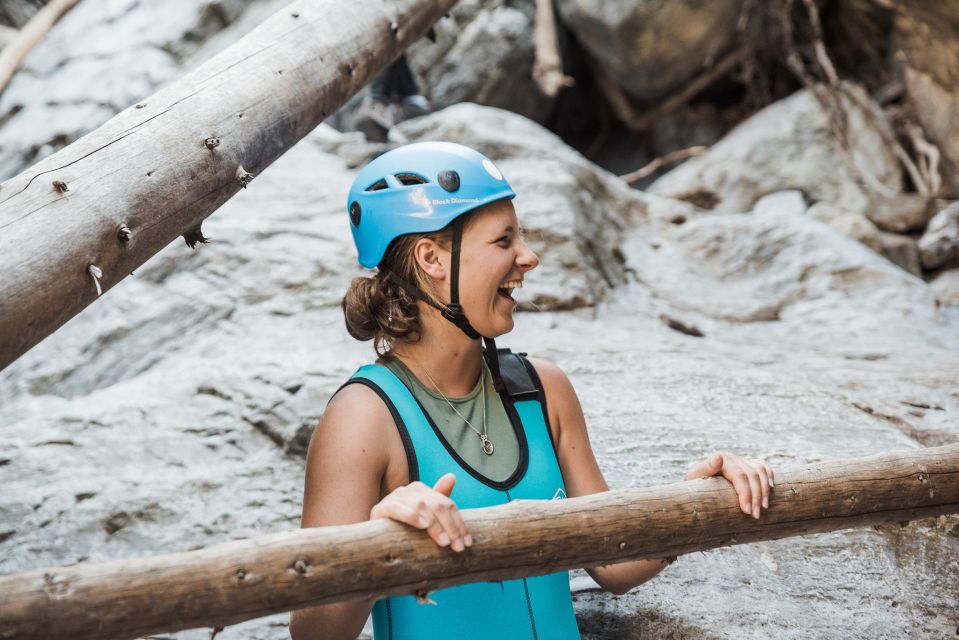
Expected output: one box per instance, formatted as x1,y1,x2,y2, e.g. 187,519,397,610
2,102,956,640
649,84,902,217
555,0,744,104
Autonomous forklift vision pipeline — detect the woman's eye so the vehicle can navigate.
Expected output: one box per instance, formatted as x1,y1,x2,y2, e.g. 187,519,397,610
497,236,510,245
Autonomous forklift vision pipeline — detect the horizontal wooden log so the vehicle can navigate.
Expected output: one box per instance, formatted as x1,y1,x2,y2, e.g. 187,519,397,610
1,444,957,640
0,0,457,372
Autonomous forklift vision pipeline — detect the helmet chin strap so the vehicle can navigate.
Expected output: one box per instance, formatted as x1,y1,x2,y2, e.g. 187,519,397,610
385,216,507,393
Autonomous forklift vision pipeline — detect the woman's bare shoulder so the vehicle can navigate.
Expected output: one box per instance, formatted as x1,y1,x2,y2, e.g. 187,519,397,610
306,379,409,495
525,356,575,394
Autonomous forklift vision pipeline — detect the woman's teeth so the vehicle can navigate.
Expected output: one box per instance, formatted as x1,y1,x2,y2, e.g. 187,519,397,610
498,281,521,300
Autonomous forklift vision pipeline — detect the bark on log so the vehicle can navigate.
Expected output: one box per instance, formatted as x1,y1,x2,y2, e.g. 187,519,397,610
1,444,956,640
0,0,81,95
0,0,457,372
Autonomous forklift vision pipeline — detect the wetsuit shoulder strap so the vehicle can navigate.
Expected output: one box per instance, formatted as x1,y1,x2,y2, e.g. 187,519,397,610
488,348,540,402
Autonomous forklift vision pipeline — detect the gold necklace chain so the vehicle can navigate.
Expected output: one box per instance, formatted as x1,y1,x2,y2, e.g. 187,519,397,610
408,354,494,456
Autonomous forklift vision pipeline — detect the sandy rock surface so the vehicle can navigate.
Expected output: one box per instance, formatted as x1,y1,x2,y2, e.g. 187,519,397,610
1,103,956,640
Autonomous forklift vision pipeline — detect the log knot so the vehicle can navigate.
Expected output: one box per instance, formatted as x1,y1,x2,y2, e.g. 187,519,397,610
52,180,68,194
42,572,73,599
235,165,256,188
292,559,310,576
204,137,220,150
117,225,132,243
183,225,210,249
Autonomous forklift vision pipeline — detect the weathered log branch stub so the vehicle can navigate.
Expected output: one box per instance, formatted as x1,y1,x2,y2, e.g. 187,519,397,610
0,0,459,372
1,445,956,640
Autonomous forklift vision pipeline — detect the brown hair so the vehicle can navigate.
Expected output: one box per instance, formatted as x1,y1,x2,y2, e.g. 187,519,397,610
342,214,475,359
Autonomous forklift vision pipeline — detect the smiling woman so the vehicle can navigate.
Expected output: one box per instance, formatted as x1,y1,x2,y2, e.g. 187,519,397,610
289,142,775,640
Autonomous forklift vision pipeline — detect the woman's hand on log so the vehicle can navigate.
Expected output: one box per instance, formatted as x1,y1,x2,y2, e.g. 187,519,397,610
684,452,775,519
369,472,472,552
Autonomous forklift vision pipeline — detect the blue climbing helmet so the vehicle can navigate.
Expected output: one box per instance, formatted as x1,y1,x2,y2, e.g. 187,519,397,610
345,141,516,390
347,141,515,269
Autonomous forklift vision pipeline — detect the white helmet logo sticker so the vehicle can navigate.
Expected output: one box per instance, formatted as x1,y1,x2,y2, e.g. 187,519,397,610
483,158,503,180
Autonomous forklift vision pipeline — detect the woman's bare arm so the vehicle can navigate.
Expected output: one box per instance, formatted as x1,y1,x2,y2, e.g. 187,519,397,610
529,358,774,595
289,384,395,640
528,357,668,595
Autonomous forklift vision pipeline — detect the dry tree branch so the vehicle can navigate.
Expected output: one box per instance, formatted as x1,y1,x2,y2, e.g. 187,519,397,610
532,0,573,97
905,122,942,196
619,146,708,185
788,0,936,200
596,47,745,133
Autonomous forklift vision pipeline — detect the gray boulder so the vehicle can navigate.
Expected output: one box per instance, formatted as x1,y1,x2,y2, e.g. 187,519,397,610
808,201,883,254
931,268,959,306
865,193,934,233
555,0,744,104
649,84,902,217
918,202,959,270
879,231,923,277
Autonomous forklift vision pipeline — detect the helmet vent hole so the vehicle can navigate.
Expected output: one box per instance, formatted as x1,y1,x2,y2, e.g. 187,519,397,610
395,173,428,186
365,178,388,192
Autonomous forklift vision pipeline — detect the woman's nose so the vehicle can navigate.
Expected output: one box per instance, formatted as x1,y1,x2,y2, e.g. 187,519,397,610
516,239,539,272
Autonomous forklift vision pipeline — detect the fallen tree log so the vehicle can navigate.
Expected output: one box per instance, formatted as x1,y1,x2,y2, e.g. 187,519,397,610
0,0,457,372
1,444,956,640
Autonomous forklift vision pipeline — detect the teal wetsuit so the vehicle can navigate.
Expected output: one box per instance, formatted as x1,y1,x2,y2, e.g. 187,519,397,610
344,349,581,640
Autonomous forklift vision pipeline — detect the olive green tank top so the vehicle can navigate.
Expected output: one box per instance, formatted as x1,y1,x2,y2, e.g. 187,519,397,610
383,358,520,482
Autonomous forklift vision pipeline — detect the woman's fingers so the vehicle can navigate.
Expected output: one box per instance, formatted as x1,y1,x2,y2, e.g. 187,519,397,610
745,462,763,519
430,498,467,551
683,452,723,481
762,460,776,487
372,481,472,552
721,453,753,516
432,472,456,497
752,459,771,509
373,500,429,529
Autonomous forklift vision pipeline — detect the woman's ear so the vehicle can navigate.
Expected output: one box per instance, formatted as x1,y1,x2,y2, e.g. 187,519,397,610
413,237,447,281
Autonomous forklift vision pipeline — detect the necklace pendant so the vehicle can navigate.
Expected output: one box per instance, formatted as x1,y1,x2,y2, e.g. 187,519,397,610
480,434,494,455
